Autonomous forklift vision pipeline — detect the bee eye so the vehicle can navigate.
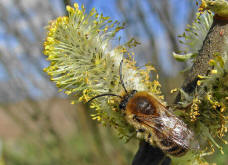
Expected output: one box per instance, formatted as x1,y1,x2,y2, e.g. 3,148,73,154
119,102,126,110
132,90,137,94
129,90,137,97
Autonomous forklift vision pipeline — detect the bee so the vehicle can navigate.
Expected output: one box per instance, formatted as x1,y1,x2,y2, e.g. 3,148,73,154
88,60,199,157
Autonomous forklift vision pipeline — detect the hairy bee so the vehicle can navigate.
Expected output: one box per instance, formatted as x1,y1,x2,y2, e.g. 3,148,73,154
88,60,199,157
119,90,199,156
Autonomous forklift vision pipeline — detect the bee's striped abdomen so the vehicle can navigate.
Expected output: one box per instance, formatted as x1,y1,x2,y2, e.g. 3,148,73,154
157,138,188,157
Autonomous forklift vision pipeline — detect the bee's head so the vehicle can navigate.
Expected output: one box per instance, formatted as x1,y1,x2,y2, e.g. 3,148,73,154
119,90,137,110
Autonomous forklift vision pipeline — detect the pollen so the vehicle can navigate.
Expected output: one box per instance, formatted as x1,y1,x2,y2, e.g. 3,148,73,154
43,3,161,141
199,0,228,17
190,97,201,122
211,69,218,74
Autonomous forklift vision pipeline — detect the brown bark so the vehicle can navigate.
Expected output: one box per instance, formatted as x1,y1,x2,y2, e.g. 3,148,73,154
181,17,228,95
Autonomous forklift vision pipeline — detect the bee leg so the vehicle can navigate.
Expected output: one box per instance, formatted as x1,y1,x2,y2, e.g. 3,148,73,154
147,133,154,144
137,129,145,133
144,132,152,143
144,132,149,142
143,132,154,145
136,129,145,139
148,133,151,138
132,114,141,122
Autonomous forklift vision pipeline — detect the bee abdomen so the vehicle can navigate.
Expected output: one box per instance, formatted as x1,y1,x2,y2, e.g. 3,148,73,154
160,139,173,147
158,139,188,157
169,147,187,157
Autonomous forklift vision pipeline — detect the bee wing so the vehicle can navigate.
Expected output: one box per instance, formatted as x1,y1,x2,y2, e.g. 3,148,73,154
135,113,199,150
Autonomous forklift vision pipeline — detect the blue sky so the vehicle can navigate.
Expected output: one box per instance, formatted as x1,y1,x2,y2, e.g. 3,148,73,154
0,0,197,99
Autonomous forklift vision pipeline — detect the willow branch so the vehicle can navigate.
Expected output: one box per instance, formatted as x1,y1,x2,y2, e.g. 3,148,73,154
132,16,228,165
181,18,228,94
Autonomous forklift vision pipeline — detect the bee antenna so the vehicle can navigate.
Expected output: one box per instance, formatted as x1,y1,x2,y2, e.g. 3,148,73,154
87,94,122,103
120,59,128,94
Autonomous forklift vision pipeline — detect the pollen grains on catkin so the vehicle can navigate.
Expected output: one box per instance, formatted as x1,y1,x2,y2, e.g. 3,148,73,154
192,52,228,155
199,0,228,18
43,3,162,141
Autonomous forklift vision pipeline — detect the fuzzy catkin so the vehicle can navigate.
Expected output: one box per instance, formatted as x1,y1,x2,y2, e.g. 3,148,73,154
43,3,162,141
